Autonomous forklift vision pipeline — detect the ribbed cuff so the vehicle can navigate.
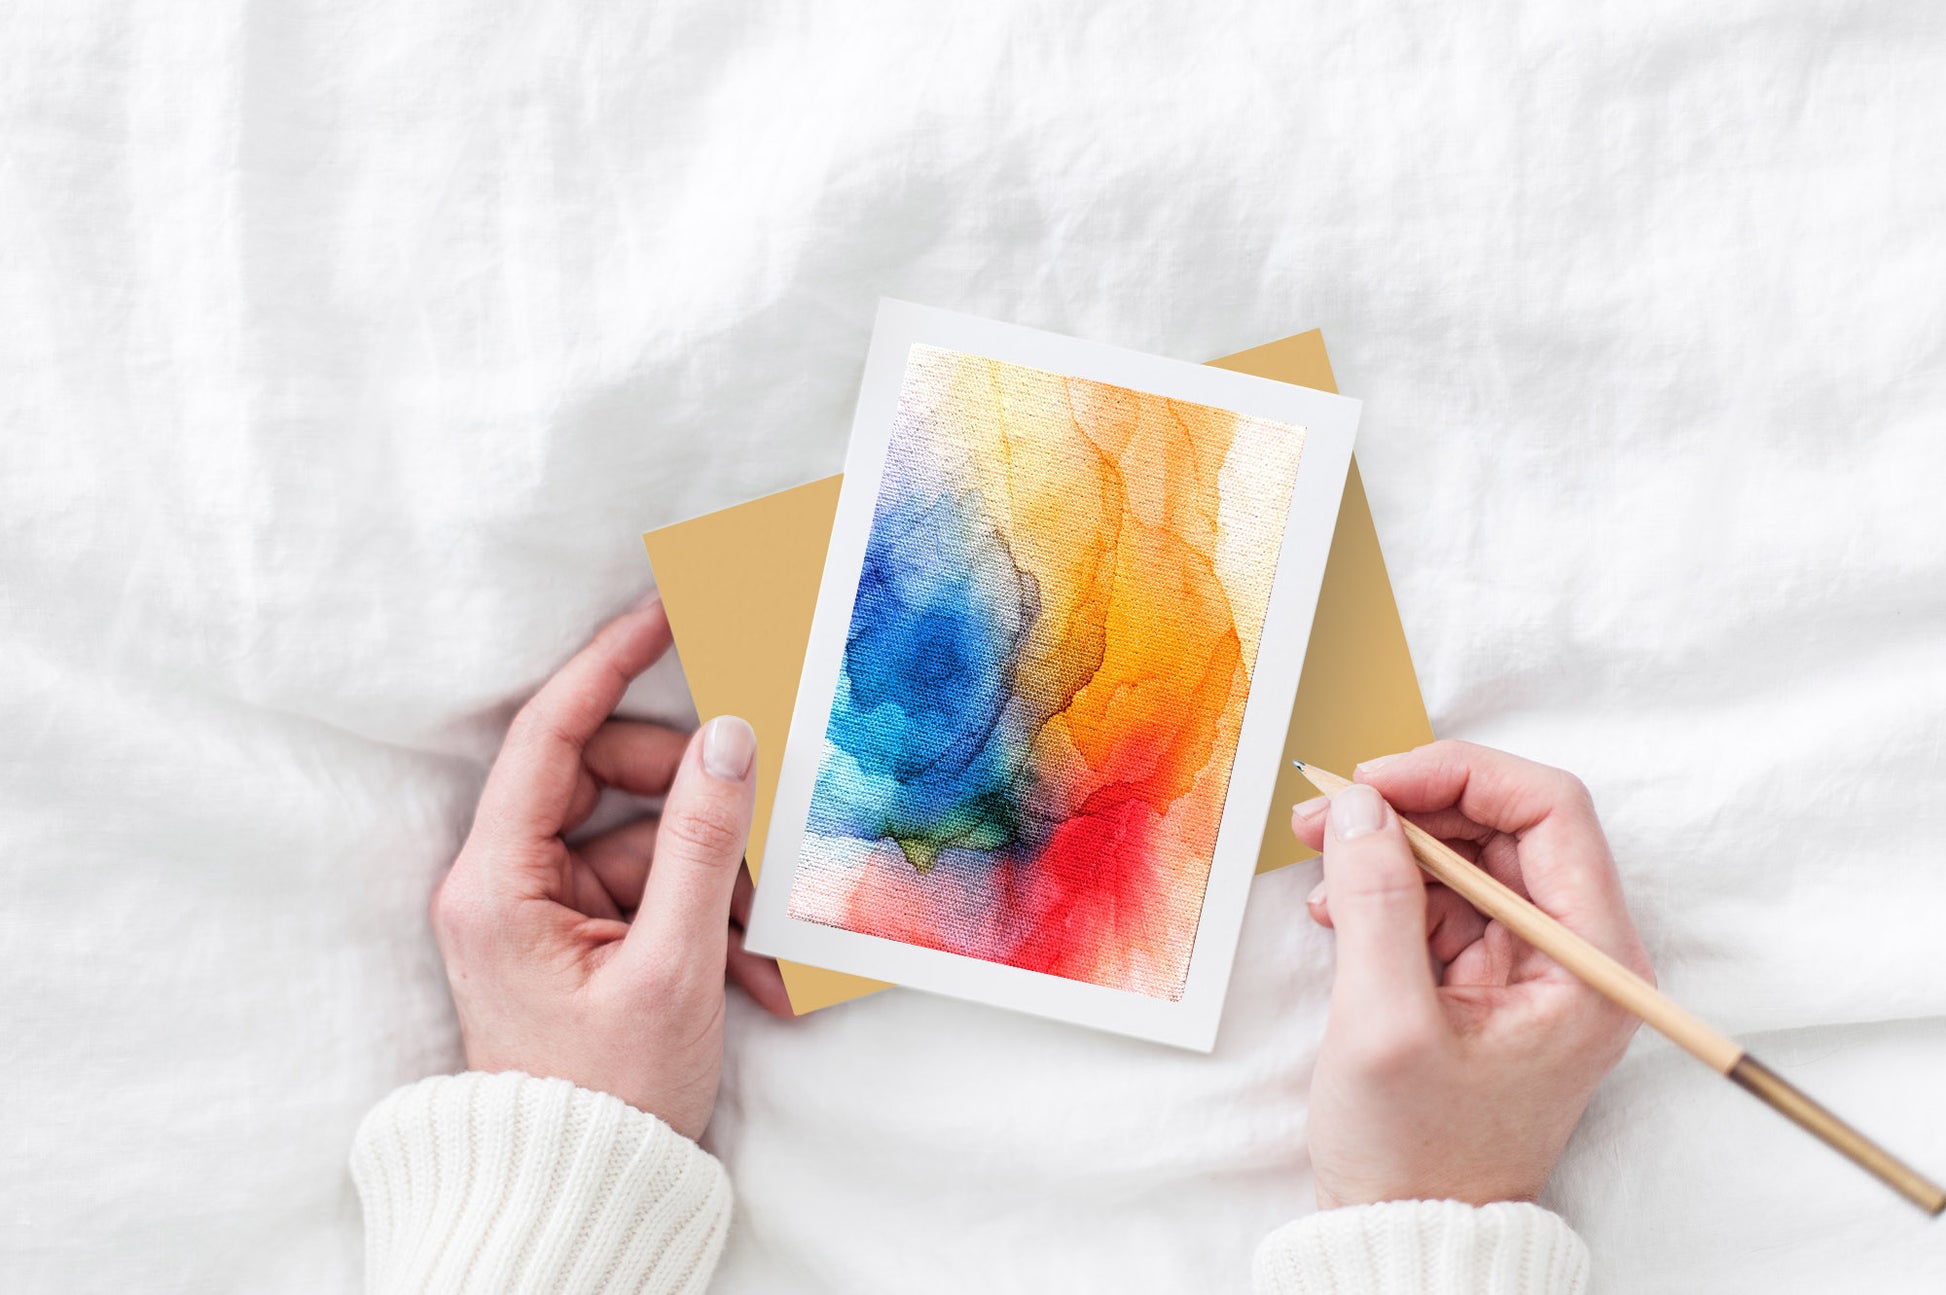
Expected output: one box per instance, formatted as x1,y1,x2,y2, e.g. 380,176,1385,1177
1252,1200,1590,1295
350,1071,732,1295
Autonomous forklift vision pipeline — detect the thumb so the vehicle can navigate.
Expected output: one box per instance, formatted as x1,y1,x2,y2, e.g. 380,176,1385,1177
625,716,758,976
1320,783,1440,1022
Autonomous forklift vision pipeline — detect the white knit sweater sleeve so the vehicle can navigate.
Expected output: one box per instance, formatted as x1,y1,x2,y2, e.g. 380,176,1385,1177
350,1071,732,1294
1252,1200,1590,1295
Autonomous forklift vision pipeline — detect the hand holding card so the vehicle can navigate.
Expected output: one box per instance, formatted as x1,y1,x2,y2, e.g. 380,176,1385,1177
746,303,1359,1049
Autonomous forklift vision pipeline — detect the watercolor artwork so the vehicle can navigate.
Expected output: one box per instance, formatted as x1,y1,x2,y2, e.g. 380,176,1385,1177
786,344,1301,1000
747,303,1358,1048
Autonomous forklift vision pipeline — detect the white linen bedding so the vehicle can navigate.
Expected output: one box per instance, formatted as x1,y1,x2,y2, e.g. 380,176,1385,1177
3,2,1943,1290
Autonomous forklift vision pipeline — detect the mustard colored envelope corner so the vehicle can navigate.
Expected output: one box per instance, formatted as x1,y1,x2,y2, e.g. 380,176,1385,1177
642,329,1433,1014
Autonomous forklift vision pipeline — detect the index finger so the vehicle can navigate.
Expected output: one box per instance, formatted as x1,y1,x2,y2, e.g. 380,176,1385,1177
476,601,674,844
1357,740,1647,966
1357,740,1589,839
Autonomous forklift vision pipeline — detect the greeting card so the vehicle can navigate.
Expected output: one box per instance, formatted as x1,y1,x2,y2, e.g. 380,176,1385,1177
745,303,1359,1048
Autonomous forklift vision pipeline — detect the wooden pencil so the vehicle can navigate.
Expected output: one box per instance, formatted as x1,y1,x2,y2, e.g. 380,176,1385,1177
1295,760,1945,1217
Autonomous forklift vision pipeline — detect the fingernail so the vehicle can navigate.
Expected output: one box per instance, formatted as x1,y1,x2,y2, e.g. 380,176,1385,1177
1354,752,1400,776
632,589,663,612
1292,796,1329,821
1331,783,1387,840
1307,879,1327,905
702,716,756,781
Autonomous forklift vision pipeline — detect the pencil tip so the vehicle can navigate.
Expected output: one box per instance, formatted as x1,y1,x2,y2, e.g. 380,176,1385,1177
1291,759,1306,770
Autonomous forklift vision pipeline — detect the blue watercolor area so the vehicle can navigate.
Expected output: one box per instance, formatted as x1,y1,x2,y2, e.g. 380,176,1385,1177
810,480,1041,873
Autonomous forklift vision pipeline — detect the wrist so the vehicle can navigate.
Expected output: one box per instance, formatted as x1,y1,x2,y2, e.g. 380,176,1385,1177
1318,1186,1543,1211
1315,1165,1550,1211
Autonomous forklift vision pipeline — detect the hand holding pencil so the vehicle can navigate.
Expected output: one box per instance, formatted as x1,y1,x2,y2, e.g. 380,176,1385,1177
1290,741,1653,1210
1292,741,1945,1216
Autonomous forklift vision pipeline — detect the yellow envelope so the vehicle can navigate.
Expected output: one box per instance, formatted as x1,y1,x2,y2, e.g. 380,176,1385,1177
643,329,1432,1013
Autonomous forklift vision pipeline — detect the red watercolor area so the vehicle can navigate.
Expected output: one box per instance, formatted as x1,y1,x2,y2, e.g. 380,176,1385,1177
999,795,1160,984
837,754,1172,988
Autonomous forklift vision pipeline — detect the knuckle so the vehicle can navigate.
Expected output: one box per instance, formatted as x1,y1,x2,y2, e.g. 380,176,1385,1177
429,873,484,943
1332,865,1425,910
661,801,747,861
1539,982,1639,1056
1555,770,1594,808
634,945,714,1002
632,945,684,993
504,702,546,745
506,704,569,754
1418,739,1480,789
1579,1001,1642,1066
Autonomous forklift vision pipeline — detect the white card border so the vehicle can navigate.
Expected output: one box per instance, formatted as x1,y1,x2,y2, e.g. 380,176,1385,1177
744,300,1359,1051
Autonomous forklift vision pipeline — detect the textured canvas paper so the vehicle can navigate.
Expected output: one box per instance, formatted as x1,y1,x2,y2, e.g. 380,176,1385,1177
641,328,1433,1017
746,302,1358,1048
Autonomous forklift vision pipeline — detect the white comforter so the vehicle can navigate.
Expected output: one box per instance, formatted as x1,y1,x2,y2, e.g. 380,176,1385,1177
4,2,1943,1290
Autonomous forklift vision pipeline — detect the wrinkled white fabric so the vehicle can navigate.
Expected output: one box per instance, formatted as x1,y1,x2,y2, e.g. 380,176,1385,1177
2,2,1943,1291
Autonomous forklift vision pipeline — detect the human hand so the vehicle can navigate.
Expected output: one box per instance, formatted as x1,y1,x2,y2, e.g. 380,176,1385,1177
429,601,792,1141
1289,740,1653,1209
